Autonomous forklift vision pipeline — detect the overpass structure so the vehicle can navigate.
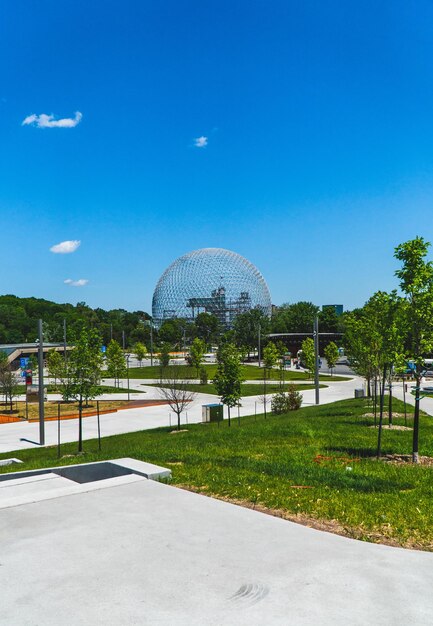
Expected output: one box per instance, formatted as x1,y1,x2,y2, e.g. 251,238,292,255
0,343,71,368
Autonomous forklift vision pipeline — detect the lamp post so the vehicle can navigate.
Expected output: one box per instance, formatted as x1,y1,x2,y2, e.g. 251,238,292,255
258,325,262,367
313,316,320,405
126,354,130,402
37,319,45,445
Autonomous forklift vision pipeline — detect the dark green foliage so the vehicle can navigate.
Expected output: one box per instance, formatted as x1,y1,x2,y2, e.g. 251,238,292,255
0,294,150,347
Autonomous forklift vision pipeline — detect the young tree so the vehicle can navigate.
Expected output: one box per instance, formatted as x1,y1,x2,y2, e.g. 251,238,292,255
301,337,315,380
213,343,244,426
394,237,433,463
134,342,147,367
106,340,127,387
189,338,207,377
159,343,171,374
158,367,197,430
46,349,74,402
324,342,339,377
262,341,279,418
0,361,19,411
68,328,104,452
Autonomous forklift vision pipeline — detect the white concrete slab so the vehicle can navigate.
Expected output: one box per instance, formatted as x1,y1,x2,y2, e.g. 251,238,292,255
0,477,432,625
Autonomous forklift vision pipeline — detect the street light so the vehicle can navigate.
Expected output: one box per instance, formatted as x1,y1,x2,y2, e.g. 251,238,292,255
145,318,154,366
126,353,130,402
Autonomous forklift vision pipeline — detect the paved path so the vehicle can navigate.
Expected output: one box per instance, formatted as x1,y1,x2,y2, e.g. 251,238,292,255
1,474,432,625
0,377,361,455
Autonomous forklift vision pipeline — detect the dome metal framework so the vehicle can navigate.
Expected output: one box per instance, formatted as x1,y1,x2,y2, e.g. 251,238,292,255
152,248,272,328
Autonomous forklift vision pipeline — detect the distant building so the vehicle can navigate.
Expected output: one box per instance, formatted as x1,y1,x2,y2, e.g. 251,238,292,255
322,304,343,316
152,247,272,329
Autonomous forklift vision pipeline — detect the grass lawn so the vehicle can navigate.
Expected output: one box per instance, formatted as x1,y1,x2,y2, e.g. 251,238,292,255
12,384,143,396
149,382,327,396
128,364,349,382
1,396,433,549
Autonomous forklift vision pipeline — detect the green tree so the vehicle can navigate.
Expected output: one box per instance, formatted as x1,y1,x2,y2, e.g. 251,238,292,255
213,343,244,427
106,340,127,387
68,328,104,452
194,312,220,346
233,309,270,357
301,337,315,380
0,360,19,411
189,338,207,377
394,237,433,463
46,349,74,402
158,319,184,346
271,301,319,333
159,343,171,373
324,342,339,377
134,342,147,367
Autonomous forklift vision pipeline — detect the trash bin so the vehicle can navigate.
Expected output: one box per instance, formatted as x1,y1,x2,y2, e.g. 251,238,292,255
354,389,365,398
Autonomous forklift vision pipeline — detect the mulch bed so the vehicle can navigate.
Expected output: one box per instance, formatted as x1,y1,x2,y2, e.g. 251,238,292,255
381,454,433,466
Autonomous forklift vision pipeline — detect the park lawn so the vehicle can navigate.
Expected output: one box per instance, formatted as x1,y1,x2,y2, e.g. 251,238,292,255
12,384,143,396
1,397,433,549
128,364,349,382
149,382,327,396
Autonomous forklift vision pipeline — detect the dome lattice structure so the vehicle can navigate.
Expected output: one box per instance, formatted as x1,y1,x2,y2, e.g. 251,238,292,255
152,248,271,328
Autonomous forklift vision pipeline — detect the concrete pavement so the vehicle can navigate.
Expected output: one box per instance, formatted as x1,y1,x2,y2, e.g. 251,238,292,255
1,468,432,625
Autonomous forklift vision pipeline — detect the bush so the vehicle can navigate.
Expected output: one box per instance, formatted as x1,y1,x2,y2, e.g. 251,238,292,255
199,367,208,384
286,384,303,410
271,385,303,414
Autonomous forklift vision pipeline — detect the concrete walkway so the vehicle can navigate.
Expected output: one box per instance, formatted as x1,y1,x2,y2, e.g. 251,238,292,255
0,377,361,454
1,474,432,625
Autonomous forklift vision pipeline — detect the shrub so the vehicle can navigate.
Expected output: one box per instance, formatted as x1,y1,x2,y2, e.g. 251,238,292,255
271,385,303,414
286,384,303,410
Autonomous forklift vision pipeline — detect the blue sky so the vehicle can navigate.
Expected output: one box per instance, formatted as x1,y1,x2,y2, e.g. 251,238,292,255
1,0,433,312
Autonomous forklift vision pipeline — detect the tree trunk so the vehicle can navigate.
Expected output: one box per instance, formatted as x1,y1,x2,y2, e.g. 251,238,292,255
413,373,421,463
373,375,377,427
227,405,231,427
402,379,407,426
78,396,83,453
377,365,387,459
177,410,181,431
388,367,393,427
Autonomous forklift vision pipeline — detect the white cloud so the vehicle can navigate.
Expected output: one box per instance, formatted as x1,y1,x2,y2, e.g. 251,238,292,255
50,240,81,254
22,111,83,128
194,136,208,148
64,278,89,287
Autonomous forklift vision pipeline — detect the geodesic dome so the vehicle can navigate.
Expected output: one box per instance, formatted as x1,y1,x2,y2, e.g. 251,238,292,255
152,247,272,328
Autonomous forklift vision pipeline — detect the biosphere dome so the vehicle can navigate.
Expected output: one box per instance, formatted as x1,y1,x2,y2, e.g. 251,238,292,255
152,248,272,328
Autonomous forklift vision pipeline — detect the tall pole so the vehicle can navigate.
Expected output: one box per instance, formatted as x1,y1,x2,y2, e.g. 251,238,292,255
63,318,67,361
314,316,320,405
38,319,45,445
258,326,261,367
127,356,130,402
150,320,154,367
